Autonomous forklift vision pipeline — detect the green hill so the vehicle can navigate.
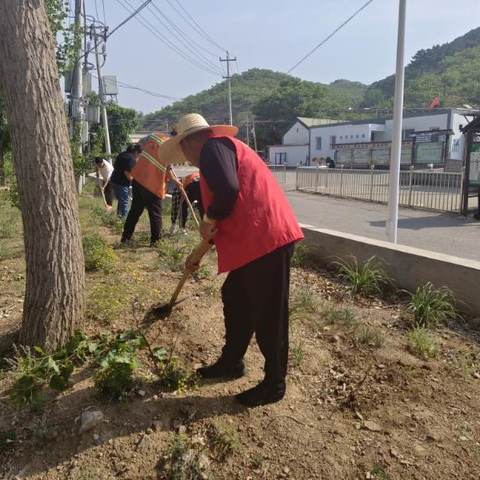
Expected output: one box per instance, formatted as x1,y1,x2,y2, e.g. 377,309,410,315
141,28,480,148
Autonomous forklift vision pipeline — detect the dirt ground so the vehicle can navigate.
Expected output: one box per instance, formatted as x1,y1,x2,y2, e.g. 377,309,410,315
1,189,480,480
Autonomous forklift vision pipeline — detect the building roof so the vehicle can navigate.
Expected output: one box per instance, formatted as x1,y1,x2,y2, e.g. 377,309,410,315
296,117,336,128
309,118,386,130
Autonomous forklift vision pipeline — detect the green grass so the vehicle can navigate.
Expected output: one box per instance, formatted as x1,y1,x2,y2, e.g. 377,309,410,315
83,234,117,272
87,282,127,324
207,421,240,460
289,287,319,322
323,305,358,329
407,327,439,359
408,282,458,328
289,343,305,368
354,325,385,349
291,242,316,269
335,256,391,296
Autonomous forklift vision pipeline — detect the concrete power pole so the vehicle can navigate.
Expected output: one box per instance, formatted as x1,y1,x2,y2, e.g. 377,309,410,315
93,25,112,159
252,116,258,152
71,0,85,191
219,51,236,125
246,114,250,146
386,0,407,243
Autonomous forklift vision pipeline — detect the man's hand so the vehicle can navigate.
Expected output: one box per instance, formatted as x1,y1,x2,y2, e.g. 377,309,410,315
199,219,217,242
185,252,201,272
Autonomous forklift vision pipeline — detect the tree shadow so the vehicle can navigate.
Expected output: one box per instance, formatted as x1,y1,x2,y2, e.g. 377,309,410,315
10,384,246,478
369,214,480,231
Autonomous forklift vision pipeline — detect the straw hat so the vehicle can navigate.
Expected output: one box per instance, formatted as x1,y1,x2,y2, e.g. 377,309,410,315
159,113,238,164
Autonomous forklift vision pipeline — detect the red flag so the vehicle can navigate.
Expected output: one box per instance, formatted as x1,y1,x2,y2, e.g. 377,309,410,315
428,96,441,109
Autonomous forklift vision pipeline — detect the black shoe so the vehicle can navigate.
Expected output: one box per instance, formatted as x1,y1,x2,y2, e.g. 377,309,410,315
196,359,245,379
235,380,286,407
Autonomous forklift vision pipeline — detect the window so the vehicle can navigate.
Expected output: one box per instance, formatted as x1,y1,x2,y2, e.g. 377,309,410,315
274,152,287,165
361,134,366,138
350,135,354,139
330,135,336,148
339,135,343,140
356,134,359,139
316,136,322,150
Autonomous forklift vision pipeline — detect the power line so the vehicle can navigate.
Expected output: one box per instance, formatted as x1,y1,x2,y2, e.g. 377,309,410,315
101,0,106,23
287,0,375,74
94,0,100,19
165,0,226,53
108,0,154,38
147,2,223,74
114,0,221,76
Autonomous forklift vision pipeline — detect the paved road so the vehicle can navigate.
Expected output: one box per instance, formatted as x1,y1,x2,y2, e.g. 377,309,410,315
174,166,480,262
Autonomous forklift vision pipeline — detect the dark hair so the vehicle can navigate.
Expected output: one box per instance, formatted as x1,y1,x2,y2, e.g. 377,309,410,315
170,128,178,136
94,156,104,164
126,143,143,154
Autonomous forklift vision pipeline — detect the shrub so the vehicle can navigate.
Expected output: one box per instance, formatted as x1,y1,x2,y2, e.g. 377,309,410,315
153,348,197,392
408,282,458,328
83,234,116,272
291,242,315,268
335,256,391,296
92,205,124,234
407,327,439,359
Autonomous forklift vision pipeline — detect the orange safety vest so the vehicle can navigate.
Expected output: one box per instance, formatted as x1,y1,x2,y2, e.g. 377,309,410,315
131,132,170,199
200,136,303,273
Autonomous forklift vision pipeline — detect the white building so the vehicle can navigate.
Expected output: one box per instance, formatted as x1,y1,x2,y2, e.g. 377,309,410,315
309,120,385,163
268,117,333,166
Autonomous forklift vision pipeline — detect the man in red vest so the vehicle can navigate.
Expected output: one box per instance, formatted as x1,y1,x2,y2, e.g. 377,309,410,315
160,113,304,407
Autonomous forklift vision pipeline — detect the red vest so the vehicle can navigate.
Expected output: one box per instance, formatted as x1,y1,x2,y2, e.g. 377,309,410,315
200,136,304,273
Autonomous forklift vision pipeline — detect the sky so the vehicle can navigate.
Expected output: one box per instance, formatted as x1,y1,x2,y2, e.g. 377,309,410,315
82,0,480,114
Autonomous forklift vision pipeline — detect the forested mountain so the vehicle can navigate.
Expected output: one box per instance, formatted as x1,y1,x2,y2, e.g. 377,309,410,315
141,28,480,148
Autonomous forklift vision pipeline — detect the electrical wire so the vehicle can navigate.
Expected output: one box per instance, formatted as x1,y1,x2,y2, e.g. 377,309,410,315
101,0,107,24
287,0,375,74
108,0,154,38
165,0,226,53
147,2,223,74
114,0,222,76
90,73,182,100
94,0,100,19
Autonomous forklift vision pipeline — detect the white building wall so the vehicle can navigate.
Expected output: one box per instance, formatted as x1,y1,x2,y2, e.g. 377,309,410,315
309,123,384,159
282,121,309,145
268,145,308,167
384,113,449,139
449,112,467,161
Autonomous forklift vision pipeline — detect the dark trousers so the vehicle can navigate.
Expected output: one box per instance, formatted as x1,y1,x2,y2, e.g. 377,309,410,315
103,181,114,207
220,243,294,383
122,181,162,243
171,181,204,228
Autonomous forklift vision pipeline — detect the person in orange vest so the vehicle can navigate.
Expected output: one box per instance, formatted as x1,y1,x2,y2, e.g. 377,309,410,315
159,114,304,407
169,171,204,234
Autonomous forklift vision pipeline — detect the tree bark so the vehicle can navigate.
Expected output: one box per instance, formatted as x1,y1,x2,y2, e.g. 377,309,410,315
0,0,85,350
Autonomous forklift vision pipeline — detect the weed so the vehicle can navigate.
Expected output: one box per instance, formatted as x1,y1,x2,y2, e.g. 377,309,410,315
354,326,384,349
0,203,21,239
454,350,480,378
407,327,439,359
250,453,263,470
87,283,125,324
291,242,316,269
94,330,146,400
289,287,319,322
207,421,239,460
92,205,124,234
408,282,458,328
7,345,74,411
335,256,390,296
159,434,210,480
370,463,390,480
153,349,197,392
289,343,305,368
0,430,16,453
193,264,212,281
323,305,357,329
83,234,116,272
157,238,186,272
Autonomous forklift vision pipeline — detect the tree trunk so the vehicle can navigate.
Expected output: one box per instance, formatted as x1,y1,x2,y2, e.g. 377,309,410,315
0,0,85,350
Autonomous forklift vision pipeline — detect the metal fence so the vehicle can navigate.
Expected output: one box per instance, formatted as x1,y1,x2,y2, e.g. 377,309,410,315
268,164,287,184
296,167,463,212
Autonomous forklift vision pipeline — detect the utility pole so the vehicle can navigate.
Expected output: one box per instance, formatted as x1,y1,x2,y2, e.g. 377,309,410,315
386,0,407,243
71,0,85,191
219,51,236,125
246,114,250,146
252,116,258,152
92,25,112,159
